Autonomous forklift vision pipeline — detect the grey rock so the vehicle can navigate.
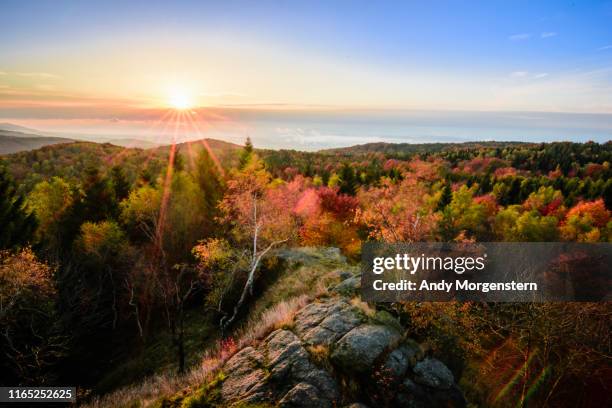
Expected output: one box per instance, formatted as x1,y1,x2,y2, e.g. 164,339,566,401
265,330,312,384
224,346,264,375
302,326,336,347
413,358,454,390
266,329,304,362
302,302,363,346
221,347,268,402
383,340,423,378
331,324,401,373
319,305,362,334
337,270,354,280
279,382,331,408
333,276,361,296
294,302,330,334
383,347,410,378
264,329,339,403
299,368,338,402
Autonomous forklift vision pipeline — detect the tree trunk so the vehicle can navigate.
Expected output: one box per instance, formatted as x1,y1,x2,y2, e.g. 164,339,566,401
220,238,286,333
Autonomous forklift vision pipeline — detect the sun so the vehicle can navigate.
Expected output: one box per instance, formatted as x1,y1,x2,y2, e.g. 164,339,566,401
168,89,194,110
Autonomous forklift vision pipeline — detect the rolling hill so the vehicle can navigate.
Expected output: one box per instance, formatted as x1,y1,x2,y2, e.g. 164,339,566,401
0,122,49,134
320,141,531,156
0,130,76,154
0,137,243,193
0,123,163,150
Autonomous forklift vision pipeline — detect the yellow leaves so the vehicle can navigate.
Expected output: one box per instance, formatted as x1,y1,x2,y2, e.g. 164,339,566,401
0,247,55,300
192,238,232,269
77,221,126,259
120,185,161,225
327,173,341,188
27,177,73,241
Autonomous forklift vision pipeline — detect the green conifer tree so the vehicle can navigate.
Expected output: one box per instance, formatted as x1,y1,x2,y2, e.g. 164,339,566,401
0,167,36,249
239,137,254,169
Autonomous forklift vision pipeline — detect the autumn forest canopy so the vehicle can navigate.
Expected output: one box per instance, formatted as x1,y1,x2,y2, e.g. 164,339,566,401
0,138,611,406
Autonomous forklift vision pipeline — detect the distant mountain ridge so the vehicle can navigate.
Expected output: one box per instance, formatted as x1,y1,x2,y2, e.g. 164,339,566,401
319,141,532,156
0,123,48,134
0,123,162,150
0,130,76,154
1,122,539,157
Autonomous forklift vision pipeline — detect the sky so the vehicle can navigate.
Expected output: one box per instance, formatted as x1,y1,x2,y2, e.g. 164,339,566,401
1,0,611,149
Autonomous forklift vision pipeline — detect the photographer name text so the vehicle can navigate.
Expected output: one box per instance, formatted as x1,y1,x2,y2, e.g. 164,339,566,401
372,279,538,292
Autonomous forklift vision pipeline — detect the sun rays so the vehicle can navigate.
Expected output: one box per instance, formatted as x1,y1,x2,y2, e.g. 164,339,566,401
95,96,239,259
167,89,194,111
132,106,231,249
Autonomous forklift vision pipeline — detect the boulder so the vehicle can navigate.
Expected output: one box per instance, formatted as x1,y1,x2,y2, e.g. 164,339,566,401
279,382,332,408
213,269,467,408
337,270,354,280
221,347,268,402
294,302,330,334
302,302,363,346
331,324,401,373
413,358,454,390
382,339,423,378
264,329,339,403
224,346,264,375
332,276,361,296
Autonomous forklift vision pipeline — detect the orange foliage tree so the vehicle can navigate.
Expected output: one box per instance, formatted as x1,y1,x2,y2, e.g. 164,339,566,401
560,199,611,242
0,248,64,383
215,155,303,331
297,186,361,257
357,176,439,242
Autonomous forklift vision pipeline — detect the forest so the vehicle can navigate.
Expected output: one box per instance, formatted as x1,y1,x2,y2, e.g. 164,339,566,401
0,138,611,406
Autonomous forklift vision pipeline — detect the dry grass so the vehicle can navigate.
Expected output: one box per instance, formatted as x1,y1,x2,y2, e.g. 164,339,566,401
84,296,309,408
84,355,221,408
238,295,309,345
306,344,331,369
350,297,376,318
251,266,340,315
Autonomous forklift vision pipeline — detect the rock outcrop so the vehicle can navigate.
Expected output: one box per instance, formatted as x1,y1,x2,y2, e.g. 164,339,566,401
218,273,466,407
167,271,467,408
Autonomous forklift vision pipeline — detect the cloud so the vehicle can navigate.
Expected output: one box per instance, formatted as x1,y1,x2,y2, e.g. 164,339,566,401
598,45,612,51
541,32,557,38
510,71,529,78
0,71,7,76
16,72,61,79
509,33,531,41
533,73,549,79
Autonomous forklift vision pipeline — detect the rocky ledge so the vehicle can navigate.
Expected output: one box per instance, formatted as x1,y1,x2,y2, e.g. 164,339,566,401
216,273,466,408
